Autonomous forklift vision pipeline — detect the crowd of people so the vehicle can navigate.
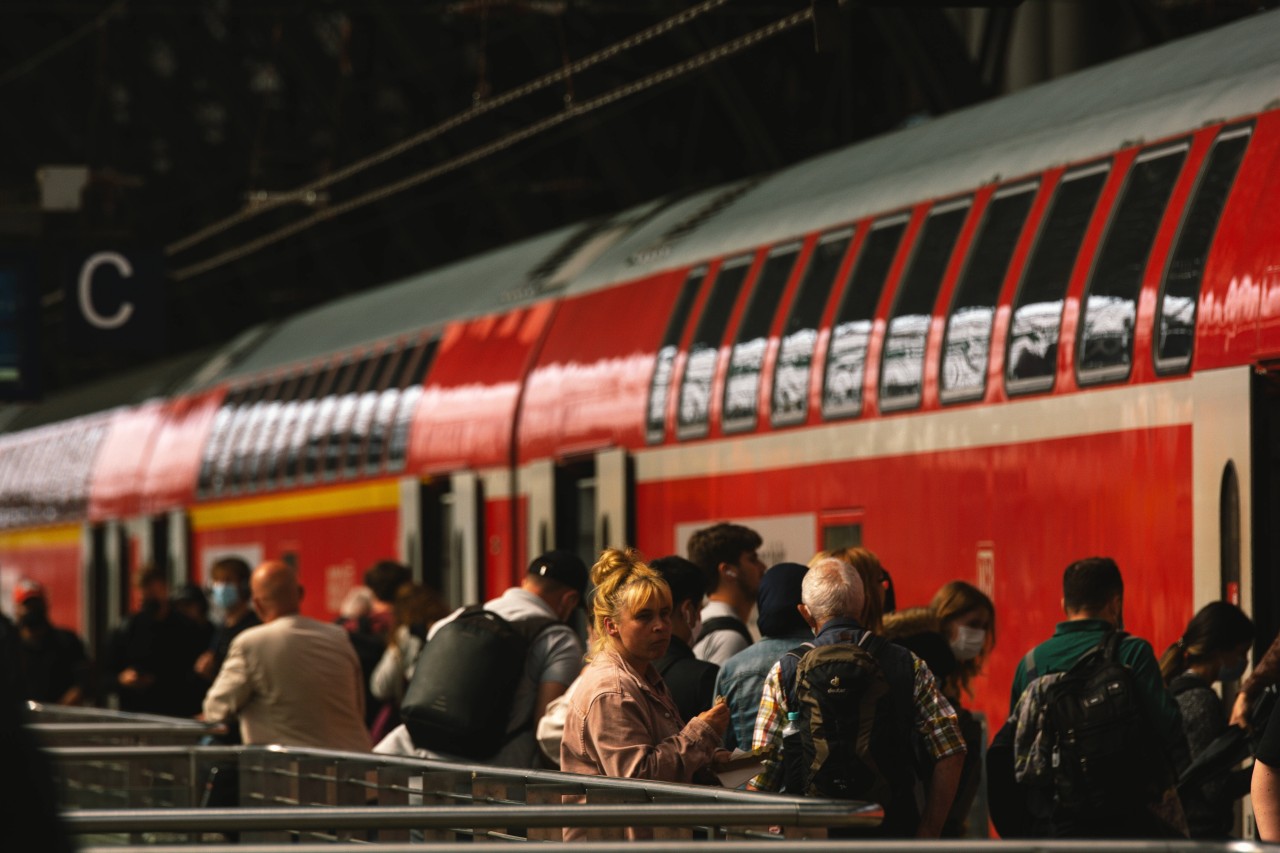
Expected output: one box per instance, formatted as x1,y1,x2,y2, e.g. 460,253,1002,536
7,522,1280,842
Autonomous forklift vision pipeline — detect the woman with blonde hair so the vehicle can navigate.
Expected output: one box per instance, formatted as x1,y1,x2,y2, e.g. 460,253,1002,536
560,548,729,831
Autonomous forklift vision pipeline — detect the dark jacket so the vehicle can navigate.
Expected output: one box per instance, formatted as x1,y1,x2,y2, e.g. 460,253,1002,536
654,635,719,725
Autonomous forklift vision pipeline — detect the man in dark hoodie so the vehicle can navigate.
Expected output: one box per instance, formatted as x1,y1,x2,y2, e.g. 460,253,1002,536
651,556,720,724
713,562,811,751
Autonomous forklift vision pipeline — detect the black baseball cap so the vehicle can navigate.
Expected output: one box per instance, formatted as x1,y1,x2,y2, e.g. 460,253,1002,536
528,550,588,601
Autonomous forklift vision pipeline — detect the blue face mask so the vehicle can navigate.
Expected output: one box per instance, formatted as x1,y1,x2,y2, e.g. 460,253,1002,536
1218,657,1247,683
210,582,240,610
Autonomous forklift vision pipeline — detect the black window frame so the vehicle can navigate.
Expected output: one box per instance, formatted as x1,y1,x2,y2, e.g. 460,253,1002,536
940,180,1039,405
646,267,708,445
1005,159,1112,397
1154,122,1254,376
821,213,910,421
1077,139,1191,386
879,196,973,413
676,254,754,441
722,241,802,435
771,226,855,428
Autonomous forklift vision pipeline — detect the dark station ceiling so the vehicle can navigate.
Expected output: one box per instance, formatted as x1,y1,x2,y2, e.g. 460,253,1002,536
0,0,1271,397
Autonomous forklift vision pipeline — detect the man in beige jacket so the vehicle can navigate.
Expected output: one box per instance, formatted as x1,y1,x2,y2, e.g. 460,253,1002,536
203,560,369,752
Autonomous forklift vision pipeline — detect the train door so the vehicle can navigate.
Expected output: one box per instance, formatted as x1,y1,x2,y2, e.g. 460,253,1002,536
1252,369,1280,665
406,474,483,608
525,449,633,574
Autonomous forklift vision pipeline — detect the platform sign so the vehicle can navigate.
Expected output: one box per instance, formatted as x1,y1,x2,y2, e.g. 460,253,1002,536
0,249,40,401
64,248,164,353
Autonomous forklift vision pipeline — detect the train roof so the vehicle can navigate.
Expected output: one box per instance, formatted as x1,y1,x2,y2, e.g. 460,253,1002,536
569,8,1280,291
86,8,1280,391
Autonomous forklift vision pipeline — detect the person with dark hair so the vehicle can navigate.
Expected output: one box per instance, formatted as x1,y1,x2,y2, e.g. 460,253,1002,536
1006,556,1186,837
364,560,412,634
195,556,261,685
714,562,812,751
650,556,720,724
1159,601,1254,838
12,579,91,706
105,565,208,716
687,522,764,666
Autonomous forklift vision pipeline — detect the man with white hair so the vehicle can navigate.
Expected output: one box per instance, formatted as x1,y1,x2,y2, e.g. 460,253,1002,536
749,558,965,838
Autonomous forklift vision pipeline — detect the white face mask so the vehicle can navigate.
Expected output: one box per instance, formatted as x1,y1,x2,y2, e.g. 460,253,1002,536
950,625,986,662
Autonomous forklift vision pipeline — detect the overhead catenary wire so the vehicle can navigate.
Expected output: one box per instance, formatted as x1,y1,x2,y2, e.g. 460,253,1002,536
164,0,736,258
169,6,815,282
0,0,129,89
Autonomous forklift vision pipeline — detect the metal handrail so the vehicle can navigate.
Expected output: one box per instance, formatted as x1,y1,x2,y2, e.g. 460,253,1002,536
62,802,880,833
73,842,1279,852
27,702,216,727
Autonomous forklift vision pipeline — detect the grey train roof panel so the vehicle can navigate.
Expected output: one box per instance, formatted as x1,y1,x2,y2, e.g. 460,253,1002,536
213,221,586,385
570,9,1280,292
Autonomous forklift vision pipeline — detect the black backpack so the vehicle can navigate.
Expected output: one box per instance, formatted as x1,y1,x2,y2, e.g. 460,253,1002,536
400,605,556,759
698,616,753,649
782,630,919,834
1036,631,1172,819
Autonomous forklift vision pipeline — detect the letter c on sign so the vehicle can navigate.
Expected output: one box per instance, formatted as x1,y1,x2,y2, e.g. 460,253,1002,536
78,252,135,330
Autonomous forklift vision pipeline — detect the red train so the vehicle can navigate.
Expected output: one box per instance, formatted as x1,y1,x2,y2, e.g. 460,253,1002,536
3,12,1280,728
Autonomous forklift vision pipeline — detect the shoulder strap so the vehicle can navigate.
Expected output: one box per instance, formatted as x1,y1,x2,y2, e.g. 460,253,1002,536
700,616,753,649
781,642,816,712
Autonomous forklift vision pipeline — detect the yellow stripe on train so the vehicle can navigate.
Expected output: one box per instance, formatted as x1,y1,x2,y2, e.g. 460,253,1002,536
190,480,402,531
0,523,82,550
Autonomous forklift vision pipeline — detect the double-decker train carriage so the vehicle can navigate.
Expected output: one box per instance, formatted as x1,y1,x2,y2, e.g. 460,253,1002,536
3,11,1280,727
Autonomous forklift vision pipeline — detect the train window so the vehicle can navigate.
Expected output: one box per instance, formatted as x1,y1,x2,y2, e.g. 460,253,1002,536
306,358,357,481
822,215,908,419
228,378,281,492
387,338,438,471
266,369,320,489
1006,160,1110,394
773,228,853,427
1079,140,1189,383
677,256,753,440
646,268,707,444
723,244,801,433
880,198,971,410
1156,123,1252,373
216,382,269,495
197,386,248,496
250,372,301,488
941,182,1038,403
366,343,415,472
345,348,399,474
284,361,338,485
325,353,379,478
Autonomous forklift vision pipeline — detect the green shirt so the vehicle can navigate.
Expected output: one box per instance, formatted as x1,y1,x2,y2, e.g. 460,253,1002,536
1009,619,1185,755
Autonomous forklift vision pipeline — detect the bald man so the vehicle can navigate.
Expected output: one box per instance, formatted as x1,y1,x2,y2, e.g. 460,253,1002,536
203,561,369,752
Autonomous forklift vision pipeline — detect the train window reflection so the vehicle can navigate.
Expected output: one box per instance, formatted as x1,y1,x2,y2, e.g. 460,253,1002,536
677,256,752,440
1006,161,1110,394
880,198,971,410
942,183,1037,403
647,268,706,444
773,228,852,427
1079,140,1189,383
198,386,248,497
252,372,302,489
723,244,800,433
1157,124,1252,373
346,348,399,475
268,369,320,488
386,338,437,471
325,353,379,479
822,216,907,419
285,361,339,485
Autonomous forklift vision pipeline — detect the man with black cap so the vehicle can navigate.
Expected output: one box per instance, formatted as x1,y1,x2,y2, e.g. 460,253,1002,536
375,550,586,767
713,563,811,751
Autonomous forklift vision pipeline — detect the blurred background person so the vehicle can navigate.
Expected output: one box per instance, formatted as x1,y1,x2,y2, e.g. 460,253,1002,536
1160,601,1254,838
194,556,260,685
369,582,449,740
12,579,91,706
105,565,207,716
714,562,810,752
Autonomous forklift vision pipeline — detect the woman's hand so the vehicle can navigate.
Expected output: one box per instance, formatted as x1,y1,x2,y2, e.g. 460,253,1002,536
697,699,730,737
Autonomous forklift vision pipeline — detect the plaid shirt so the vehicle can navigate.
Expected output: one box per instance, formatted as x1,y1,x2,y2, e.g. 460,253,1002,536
750,619,965,792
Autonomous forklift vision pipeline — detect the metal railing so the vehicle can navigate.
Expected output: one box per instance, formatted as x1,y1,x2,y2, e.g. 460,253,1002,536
27,701,220,747
49,743,878,843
